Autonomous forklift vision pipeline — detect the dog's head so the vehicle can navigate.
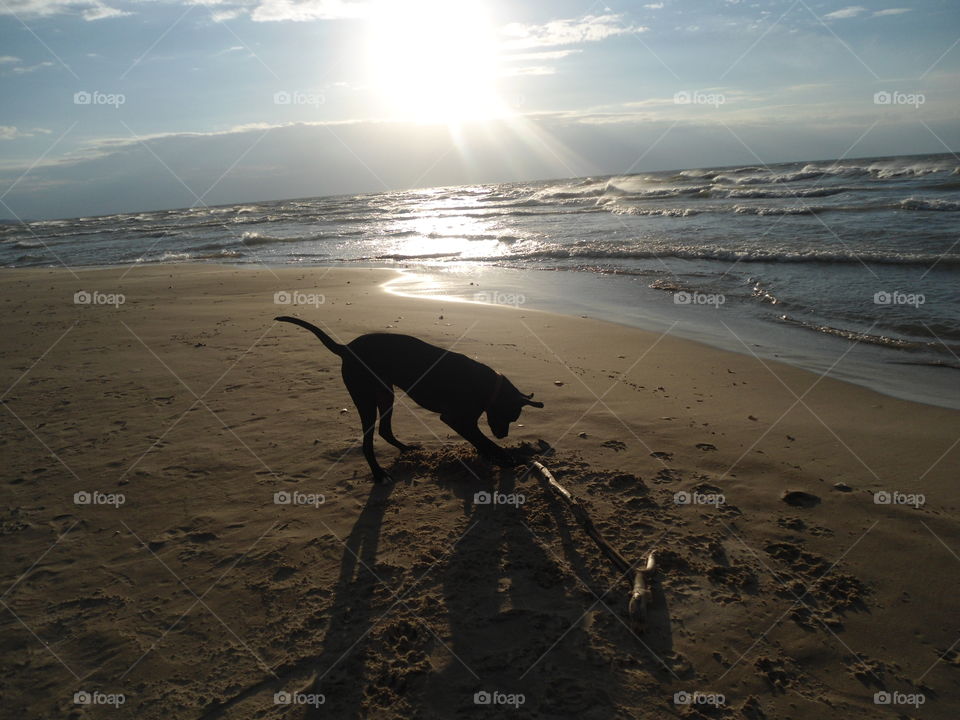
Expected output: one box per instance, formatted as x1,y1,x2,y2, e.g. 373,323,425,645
486,376,544,439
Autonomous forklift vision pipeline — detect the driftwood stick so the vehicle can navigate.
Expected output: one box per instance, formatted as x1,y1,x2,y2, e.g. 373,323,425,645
532,460,656,632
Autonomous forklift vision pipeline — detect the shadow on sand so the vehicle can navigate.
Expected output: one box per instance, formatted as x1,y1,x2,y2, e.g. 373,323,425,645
300,447,674,718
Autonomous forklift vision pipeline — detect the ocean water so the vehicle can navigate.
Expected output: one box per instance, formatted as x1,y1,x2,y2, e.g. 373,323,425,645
3,152,958,407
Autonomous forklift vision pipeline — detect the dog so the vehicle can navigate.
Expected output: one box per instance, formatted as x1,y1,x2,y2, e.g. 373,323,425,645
275,316,544,483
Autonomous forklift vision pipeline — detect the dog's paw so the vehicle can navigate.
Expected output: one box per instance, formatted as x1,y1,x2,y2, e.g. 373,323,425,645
493,452,520,468
373,469,395,484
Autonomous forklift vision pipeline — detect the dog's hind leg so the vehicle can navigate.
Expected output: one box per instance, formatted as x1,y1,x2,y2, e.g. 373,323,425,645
375,389,418,453
343,366,392,483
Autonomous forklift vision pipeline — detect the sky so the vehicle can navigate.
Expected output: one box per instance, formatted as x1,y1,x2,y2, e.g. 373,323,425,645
0,0,958,219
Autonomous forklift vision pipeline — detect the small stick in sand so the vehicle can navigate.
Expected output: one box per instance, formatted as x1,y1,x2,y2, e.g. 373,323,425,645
531,460,657,633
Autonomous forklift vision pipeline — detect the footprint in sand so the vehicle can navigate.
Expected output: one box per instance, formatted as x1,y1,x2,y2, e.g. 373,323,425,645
650,451,673,461
695,443,717,451
601,440,627,452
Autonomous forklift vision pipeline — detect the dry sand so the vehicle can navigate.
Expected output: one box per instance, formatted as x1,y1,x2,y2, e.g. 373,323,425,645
1,264,958,719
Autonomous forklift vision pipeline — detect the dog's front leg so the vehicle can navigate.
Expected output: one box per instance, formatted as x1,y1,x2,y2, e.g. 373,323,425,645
440,414,516,467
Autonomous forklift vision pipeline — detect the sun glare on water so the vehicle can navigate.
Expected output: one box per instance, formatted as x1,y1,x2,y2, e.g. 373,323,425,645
367,0,504,124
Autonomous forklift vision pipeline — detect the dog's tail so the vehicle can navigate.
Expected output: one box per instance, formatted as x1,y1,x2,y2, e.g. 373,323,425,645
275,316,345,357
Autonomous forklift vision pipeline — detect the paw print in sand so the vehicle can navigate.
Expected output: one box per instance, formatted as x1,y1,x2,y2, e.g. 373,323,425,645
601,440,627,452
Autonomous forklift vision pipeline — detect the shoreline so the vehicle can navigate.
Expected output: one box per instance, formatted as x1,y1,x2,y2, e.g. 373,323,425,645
2,263,958,719
18,259,958,411
385,262,960,411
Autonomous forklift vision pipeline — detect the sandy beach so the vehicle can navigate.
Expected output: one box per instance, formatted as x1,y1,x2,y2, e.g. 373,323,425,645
1,263,958,719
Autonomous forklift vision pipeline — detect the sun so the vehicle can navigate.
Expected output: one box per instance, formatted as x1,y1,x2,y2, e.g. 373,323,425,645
366,0,505,124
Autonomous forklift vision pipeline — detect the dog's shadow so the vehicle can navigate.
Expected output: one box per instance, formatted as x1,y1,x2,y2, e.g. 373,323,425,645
304,480,395,719
306,445,675,718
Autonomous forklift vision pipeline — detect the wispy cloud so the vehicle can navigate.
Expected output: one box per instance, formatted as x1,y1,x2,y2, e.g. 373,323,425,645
82,1,130,20
5,60,55,75
0,126,51,140
874,8,911,16
0,0,128,20
823,6,866,20
501,14,645,50
250,0,367,22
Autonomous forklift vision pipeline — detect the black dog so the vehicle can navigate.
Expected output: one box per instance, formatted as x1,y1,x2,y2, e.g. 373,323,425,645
275,316,544,482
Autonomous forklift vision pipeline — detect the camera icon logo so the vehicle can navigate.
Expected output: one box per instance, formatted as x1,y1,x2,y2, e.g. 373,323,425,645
274,691,292,704
74,91,92,105
473,491,491,505
474,691,492,705
673,691,691,705
273,290,292,305
673,91,691,105
74,290,92,304
874,491,891,505
74,691,92,704
673,491,690,505
874,91,892,105
674,291,692,305
873,291,892,305
74,491,92,505
274,91,291,105
274,491,291,505
873,691,891,704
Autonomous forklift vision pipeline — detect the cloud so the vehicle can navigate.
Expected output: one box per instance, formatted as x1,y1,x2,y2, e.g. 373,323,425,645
501,65,556,77
823,6,866,20
501,14,645,50
0,56,21,64
874,8,910,16
8,61,55,75
82,1,130,19
212,8,242,21
644,2,664,8
0,126,50,140
0,0,128,19
250,0,367,22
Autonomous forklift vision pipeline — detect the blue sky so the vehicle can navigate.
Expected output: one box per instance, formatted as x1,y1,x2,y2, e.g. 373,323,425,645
0,0,958,219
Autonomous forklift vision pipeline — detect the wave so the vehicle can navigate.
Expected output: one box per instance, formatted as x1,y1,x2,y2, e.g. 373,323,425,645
457,246,960,267
733,205,818,216
370,252,463,260
239,231,330,246
899,197,960,211
723,186,855,199
611,207,700,217
776,315,942,352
